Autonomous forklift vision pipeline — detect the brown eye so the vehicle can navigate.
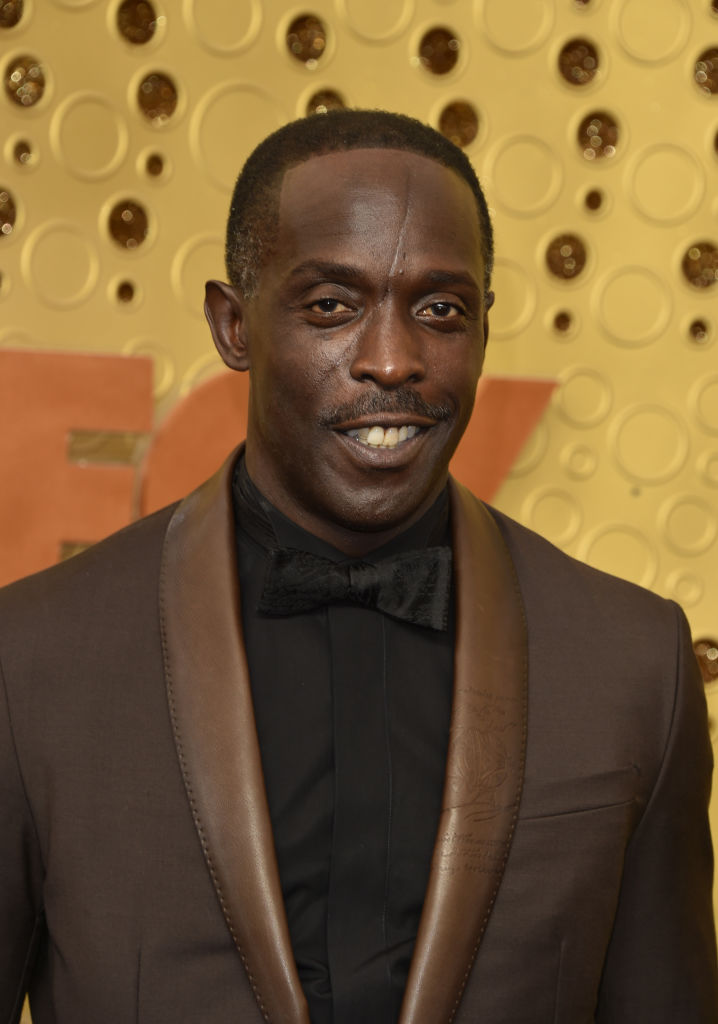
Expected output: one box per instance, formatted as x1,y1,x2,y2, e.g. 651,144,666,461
311,297,349,313
422,301,459,318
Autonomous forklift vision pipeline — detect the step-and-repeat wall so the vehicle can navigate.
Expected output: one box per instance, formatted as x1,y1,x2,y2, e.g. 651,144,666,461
2,0,718,951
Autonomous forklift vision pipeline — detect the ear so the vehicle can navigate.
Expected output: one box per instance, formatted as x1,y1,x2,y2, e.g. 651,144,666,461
483,290,494,347
204,280,250,371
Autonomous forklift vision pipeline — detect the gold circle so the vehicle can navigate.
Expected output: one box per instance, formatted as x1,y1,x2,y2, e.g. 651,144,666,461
303,87,346,116
611,404,689,484
336,0,414,42
5,134,39,169
106,198,150,250
0,0,26,29
557,37,600,87
4,51,46,107
107,274,143,310
50,92,128,180
438,100,479,148
115,0,159,44
489,135,563,216
614,0,689,64
555,367,612,428
561,442,598,480
21,220,99,308
481,0,554,55
507,420,549,477
285,12,328,67
489,259,537,339
689,373,718,435
182,0,261,54
190,83,286,191
659,495,717,556
665,570,704,608
628,145,704,224
522,487,582,546
578,524,658,588
595,266,671,347
122,336,174,399
697,450,718,487
170,234,224,317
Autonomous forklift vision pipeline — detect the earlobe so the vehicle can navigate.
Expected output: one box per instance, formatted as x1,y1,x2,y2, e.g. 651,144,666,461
204,279,250,371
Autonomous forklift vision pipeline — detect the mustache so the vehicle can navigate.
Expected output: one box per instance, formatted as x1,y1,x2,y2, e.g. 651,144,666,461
320,388,453,426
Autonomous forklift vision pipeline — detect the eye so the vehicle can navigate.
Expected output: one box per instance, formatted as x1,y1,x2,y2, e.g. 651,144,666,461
309,297,352,314
417,300,465,320
426,301,458,318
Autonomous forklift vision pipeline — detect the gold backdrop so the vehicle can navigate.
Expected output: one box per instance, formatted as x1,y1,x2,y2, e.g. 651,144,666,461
2,0,718,971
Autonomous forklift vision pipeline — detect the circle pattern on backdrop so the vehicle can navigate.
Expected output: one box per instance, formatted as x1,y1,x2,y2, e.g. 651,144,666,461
3,0,718,646
558,38,599,86
184,0,261,56
611,404,689,484
596,267,671,346
578,111,619,160
480,0,554,55
629,145,704,224
490,136,563,215
21,221,99,307
5,54,45,106
438,101,478,147
614,0,689,64
579,524,658,588
51,93,128,179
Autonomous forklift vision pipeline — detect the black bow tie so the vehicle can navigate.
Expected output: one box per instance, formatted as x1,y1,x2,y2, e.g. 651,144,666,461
258,546,452,631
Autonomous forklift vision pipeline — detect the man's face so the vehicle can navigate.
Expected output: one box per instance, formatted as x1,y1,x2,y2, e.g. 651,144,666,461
207,148,491,554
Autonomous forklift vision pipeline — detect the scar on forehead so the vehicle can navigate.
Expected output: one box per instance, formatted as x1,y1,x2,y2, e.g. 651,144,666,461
381,160,414,296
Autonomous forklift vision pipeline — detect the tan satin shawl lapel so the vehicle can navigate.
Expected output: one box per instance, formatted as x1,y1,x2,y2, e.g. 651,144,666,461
160,453,310,1024
399,478,528,1024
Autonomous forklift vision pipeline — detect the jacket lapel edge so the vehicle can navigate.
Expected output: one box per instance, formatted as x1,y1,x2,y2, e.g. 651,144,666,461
400,479,528,1024
159,449,309,1024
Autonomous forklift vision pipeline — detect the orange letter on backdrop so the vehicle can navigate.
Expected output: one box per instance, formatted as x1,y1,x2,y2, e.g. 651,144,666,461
0,350,554,587
140,370,250,515
0,350,153,587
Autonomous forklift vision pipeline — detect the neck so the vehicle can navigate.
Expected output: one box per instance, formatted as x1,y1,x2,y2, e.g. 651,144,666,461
243,454,446,558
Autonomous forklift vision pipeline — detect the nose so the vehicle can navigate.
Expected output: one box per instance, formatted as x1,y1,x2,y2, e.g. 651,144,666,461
349,304,426,388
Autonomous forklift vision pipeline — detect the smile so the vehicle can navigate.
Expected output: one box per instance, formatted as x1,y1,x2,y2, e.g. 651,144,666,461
343,425,421,449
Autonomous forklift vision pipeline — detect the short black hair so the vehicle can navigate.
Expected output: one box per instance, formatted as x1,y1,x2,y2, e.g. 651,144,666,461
225,109,493,299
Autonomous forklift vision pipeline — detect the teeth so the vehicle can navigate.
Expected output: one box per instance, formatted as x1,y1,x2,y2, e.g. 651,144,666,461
345,424,420,448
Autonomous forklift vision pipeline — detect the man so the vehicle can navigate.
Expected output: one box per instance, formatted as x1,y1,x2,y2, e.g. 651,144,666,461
1,110,716,1022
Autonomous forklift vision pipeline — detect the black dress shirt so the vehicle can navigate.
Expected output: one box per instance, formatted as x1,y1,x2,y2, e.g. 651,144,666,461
233,461,454,1023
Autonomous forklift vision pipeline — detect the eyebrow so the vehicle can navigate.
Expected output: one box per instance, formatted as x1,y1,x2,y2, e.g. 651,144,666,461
286,261,480,294
423,269,481,294
286,260,364,283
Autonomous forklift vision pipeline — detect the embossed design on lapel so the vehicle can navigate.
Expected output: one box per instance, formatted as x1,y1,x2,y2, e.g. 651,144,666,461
400,478,529,1024
160,451,310,1024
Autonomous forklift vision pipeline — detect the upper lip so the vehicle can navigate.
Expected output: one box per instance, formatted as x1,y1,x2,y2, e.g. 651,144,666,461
332,414,437,431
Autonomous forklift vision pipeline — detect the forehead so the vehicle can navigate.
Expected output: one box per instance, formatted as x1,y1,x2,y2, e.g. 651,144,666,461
273,148,484,273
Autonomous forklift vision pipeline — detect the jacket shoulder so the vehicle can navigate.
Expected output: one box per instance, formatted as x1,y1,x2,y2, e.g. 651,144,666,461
484,500,677,628
0,503,178,643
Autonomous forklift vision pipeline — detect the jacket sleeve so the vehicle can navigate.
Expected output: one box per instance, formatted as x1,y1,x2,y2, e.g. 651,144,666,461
596,604,718,1021
0,655,44,1023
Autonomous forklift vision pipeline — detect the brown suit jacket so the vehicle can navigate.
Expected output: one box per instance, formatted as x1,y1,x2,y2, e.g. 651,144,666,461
1,452,716,1023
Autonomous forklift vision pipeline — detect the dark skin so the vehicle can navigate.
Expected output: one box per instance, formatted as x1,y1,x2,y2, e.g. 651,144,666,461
205,148,493,556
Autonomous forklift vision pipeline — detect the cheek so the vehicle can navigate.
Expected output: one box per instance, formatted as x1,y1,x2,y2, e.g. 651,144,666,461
267,339,350,410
